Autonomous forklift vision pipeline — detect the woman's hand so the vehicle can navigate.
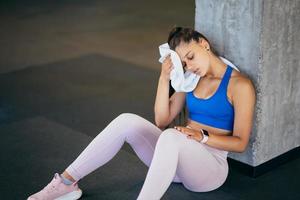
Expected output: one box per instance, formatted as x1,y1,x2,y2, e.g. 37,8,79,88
160,54,174,81
174,126,203,142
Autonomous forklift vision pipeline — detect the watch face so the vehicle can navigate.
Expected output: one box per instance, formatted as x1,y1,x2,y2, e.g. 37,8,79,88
203,129,209,136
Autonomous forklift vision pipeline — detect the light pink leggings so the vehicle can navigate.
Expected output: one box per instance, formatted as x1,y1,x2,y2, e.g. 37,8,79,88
66,113,229,199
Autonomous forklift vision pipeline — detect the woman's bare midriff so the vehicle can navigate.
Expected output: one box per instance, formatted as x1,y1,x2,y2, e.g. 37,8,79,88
185,119,232,136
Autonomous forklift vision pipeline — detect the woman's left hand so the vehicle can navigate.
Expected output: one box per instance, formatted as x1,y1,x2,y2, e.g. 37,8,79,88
174,126,203,142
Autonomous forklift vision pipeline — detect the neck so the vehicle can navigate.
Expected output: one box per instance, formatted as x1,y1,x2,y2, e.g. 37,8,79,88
205,54,227,78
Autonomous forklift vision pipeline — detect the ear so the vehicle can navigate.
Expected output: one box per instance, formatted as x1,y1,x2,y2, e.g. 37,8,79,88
198,38,210,50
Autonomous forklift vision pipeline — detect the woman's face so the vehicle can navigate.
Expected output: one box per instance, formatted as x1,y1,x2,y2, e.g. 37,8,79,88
175,39,210,76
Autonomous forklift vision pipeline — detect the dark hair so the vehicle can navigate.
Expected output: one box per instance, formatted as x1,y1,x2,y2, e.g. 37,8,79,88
167,26,219,56
166,27,220,128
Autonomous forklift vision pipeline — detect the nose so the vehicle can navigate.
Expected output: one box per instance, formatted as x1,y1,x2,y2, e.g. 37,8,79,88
184,61,191,69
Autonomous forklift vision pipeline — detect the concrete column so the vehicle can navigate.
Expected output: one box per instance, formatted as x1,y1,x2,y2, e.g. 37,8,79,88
195,0,300,168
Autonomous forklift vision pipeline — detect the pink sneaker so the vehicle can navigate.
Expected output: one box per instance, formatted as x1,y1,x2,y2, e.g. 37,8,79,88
27,173,82,200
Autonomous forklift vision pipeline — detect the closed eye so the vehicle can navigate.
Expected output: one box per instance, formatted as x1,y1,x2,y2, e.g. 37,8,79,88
187,55,194,60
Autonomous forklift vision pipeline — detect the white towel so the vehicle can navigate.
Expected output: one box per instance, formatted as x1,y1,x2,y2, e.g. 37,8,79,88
158,43,239,92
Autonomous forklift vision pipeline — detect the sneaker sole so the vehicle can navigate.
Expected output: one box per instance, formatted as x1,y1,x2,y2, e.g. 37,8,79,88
54,189,82,200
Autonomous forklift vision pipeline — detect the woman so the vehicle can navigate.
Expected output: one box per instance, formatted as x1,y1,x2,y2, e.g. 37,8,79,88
27,27,256,200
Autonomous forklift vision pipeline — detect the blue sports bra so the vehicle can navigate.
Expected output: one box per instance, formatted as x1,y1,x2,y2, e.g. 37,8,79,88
186,65,234,131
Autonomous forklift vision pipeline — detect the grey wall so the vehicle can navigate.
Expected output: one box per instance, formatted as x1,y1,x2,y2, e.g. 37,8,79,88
195,0,300,166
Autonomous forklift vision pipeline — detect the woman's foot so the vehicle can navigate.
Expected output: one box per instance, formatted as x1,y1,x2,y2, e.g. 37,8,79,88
27,173,82,200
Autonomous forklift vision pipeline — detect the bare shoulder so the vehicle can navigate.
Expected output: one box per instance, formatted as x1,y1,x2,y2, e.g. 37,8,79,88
230,70,256,104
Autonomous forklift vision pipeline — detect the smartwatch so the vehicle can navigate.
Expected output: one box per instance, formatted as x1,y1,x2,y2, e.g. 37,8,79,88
200,129,209,143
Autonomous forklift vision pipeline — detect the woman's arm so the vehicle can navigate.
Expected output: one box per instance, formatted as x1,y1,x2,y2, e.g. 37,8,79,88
154,55,186,129
154,76,171,128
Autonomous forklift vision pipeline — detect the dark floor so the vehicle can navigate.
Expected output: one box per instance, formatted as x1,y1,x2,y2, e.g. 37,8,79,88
0,1,299,200
0,54,299,200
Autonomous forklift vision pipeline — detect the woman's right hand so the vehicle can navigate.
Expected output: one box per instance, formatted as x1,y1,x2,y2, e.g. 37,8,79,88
160,54,174,81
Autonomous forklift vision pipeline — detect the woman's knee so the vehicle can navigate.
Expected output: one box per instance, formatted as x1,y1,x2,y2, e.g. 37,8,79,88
157,128,182,145
98,113,144,138
112,113,146,127
114,113,157,139
115,112,142,123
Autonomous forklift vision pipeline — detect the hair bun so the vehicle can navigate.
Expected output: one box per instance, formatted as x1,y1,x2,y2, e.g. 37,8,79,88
167,26,182,44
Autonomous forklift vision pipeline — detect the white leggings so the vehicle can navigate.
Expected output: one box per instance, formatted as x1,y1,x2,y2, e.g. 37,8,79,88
66,113,229,199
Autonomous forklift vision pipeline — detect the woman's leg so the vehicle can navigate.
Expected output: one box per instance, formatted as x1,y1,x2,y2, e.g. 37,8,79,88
28,113,184,200
137,128,229,200
65,113,180,182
